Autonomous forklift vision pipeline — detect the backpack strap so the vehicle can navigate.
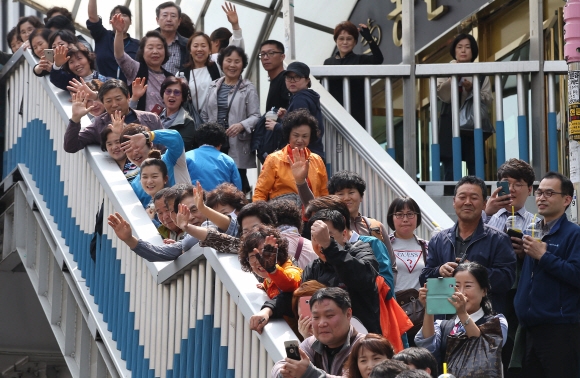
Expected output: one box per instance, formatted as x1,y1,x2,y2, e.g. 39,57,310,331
363,216,385,244
294,237,304,262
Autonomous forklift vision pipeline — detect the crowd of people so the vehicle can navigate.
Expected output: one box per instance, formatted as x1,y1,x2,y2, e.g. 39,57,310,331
4,3,580,378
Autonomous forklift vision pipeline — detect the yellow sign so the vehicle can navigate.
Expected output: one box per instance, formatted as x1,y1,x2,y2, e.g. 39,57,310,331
570,103,580,140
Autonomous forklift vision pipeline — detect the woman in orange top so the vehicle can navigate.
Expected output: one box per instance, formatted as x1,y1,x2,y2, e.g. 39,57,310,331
239,225,302,299
253,109,328,204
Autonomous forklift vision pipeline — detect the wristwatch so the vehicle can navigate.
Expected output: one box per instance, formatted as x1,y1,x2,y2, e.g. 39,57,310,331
463,317,471,326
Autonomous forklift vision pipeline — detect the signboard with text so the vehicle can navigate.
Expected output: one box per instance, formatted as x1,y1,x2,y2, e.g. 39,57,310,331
347,0,492,64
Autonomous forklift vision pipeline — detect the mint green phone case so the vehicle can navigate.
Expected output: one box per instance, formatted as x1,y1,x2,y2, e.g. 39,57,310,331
426,277,457,315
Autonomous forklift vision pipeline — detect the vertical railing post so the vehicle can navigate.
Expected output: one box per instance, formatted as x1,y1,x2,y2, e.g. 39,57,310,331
385,77,396,159
364,77,373,134
472,75,485,178
495,74,506,167
547,73,559,171
451,75,462,180
516,73,529,162
342,77,351,113
429,76,440,180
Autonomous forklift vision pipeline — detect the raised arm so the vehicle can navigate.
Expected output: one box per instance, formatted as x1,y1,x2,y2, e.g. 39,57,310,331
88,0,99,23
193,182,231,231
112,14,126,60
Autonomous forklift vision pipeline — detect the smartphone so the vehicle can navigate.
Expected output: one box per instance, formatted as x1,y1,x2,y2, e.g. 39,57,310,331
426,277,457,315
497,181,510,197
43,49,54,63
284,340,301,361
150,104,165,115
507,228,524,239
299,296,312,318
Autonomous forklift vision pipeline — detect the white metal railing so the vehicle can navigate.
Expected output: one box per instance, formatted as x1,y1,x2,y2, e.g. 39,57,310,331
311,60,568,181
310,73,455,238
0,50,292,378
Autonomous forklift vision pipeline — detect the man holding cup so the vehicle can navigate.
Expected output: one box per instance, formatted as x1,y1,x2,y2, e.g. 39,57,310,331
515,172,580,377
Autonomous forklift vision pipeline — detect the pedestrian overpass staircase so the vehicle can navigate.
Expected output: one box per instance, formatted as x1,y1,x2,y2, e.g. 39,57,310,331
0,49,452,378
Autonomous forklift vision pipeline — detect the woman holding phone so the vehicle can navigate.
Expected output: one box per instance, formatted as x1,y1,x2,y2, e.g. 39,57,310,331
415,262,507,375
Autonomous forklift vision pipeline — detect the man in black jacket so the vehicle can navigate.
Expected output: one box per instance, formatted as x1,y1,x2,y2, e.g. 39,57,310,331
250,209,382,335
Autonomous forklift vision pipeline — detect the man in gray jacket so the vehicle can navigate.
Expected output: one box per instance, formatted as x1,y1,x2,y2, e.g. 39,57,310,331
64,79,163,153
271,287,364,378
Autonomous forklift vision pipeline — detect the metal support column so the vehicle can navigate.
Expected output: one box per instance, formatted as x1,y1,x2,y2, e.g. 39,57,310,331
402,0,416,178
495,74,506,167
529,0,546,173
429,76,440,180
282,0,295,60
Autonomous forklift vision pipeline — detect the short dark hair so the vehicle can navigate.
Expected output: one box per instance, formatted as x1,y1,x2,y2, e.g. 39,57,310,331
396,371,432,378
282,109,319,145
64,43,97,75
368,360,409,378
260,39,285,53
17,16,44,40
450,33,479,62
98,79,130,102
140,157,168,177
100,127,120,152
173,184,196,213
328,170,366,196
497,158,535,187
333,21,358,42
48,29,78,48
159,186,179,208
454,262,494,315
45,7,73,22
346,334,395,378
217,45,248,72
160,76,191,108
305,196,351,229
183,32,214,69
454,175,487,199
109,5,133,21
270,199,302,231
45,15,75,33
393,348,438,378
156,2,181,18
542,171,574,197
153,187,173,204
310,287,351,312
237,202,277,236
387,197,422,230
210,27,232,51
195,122,227,147
205,183,247,212
238,225,289,272
308,209,347,233
28,28,52,58
7,27,18,47
177,13,195,39
136,31,170,66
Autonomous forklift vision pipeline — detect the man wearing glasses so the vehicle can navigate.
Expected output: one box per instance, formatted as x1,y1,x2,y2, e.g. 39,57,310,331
258,40,290,111
420,176,516,314
515,172,580,378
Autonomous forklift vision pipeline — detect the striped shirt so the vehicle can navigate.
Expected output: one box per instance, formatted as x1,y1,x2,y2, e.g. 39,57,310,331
484,207,537,232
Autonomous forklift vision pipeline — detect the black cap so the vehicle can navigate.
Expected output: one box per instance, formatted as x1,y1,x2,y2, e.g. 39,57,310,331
285,61,310,78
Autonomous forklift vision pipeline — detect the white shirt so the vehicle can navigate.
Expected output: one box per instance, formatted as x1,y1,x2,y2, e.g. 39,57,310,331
189,66,212,111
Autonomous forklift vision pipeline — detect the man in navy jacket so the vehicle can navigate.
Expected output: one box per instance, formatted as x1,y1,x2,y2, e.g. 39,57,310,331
515,172,580,378
420,176,516,313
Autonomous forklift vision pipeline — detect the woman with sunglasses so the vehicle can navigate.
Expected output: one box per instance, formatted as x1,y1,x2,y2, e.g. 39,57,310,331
131,76,197,151
387,197,428,346
238,224,302,299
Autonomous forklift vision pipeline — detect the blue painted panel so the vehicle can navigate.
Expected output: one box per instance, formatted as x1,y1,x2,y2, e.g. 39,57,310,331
3,120,240,378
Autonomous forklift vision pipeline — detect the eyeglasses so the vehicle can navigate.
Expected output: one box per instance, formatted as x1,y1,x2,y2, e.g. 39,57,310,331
500,181,528,190
258,51,283,59
285,75,304,83
247,246,278,264
392,212,418,219
164,89,182,96
535,189,566,198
